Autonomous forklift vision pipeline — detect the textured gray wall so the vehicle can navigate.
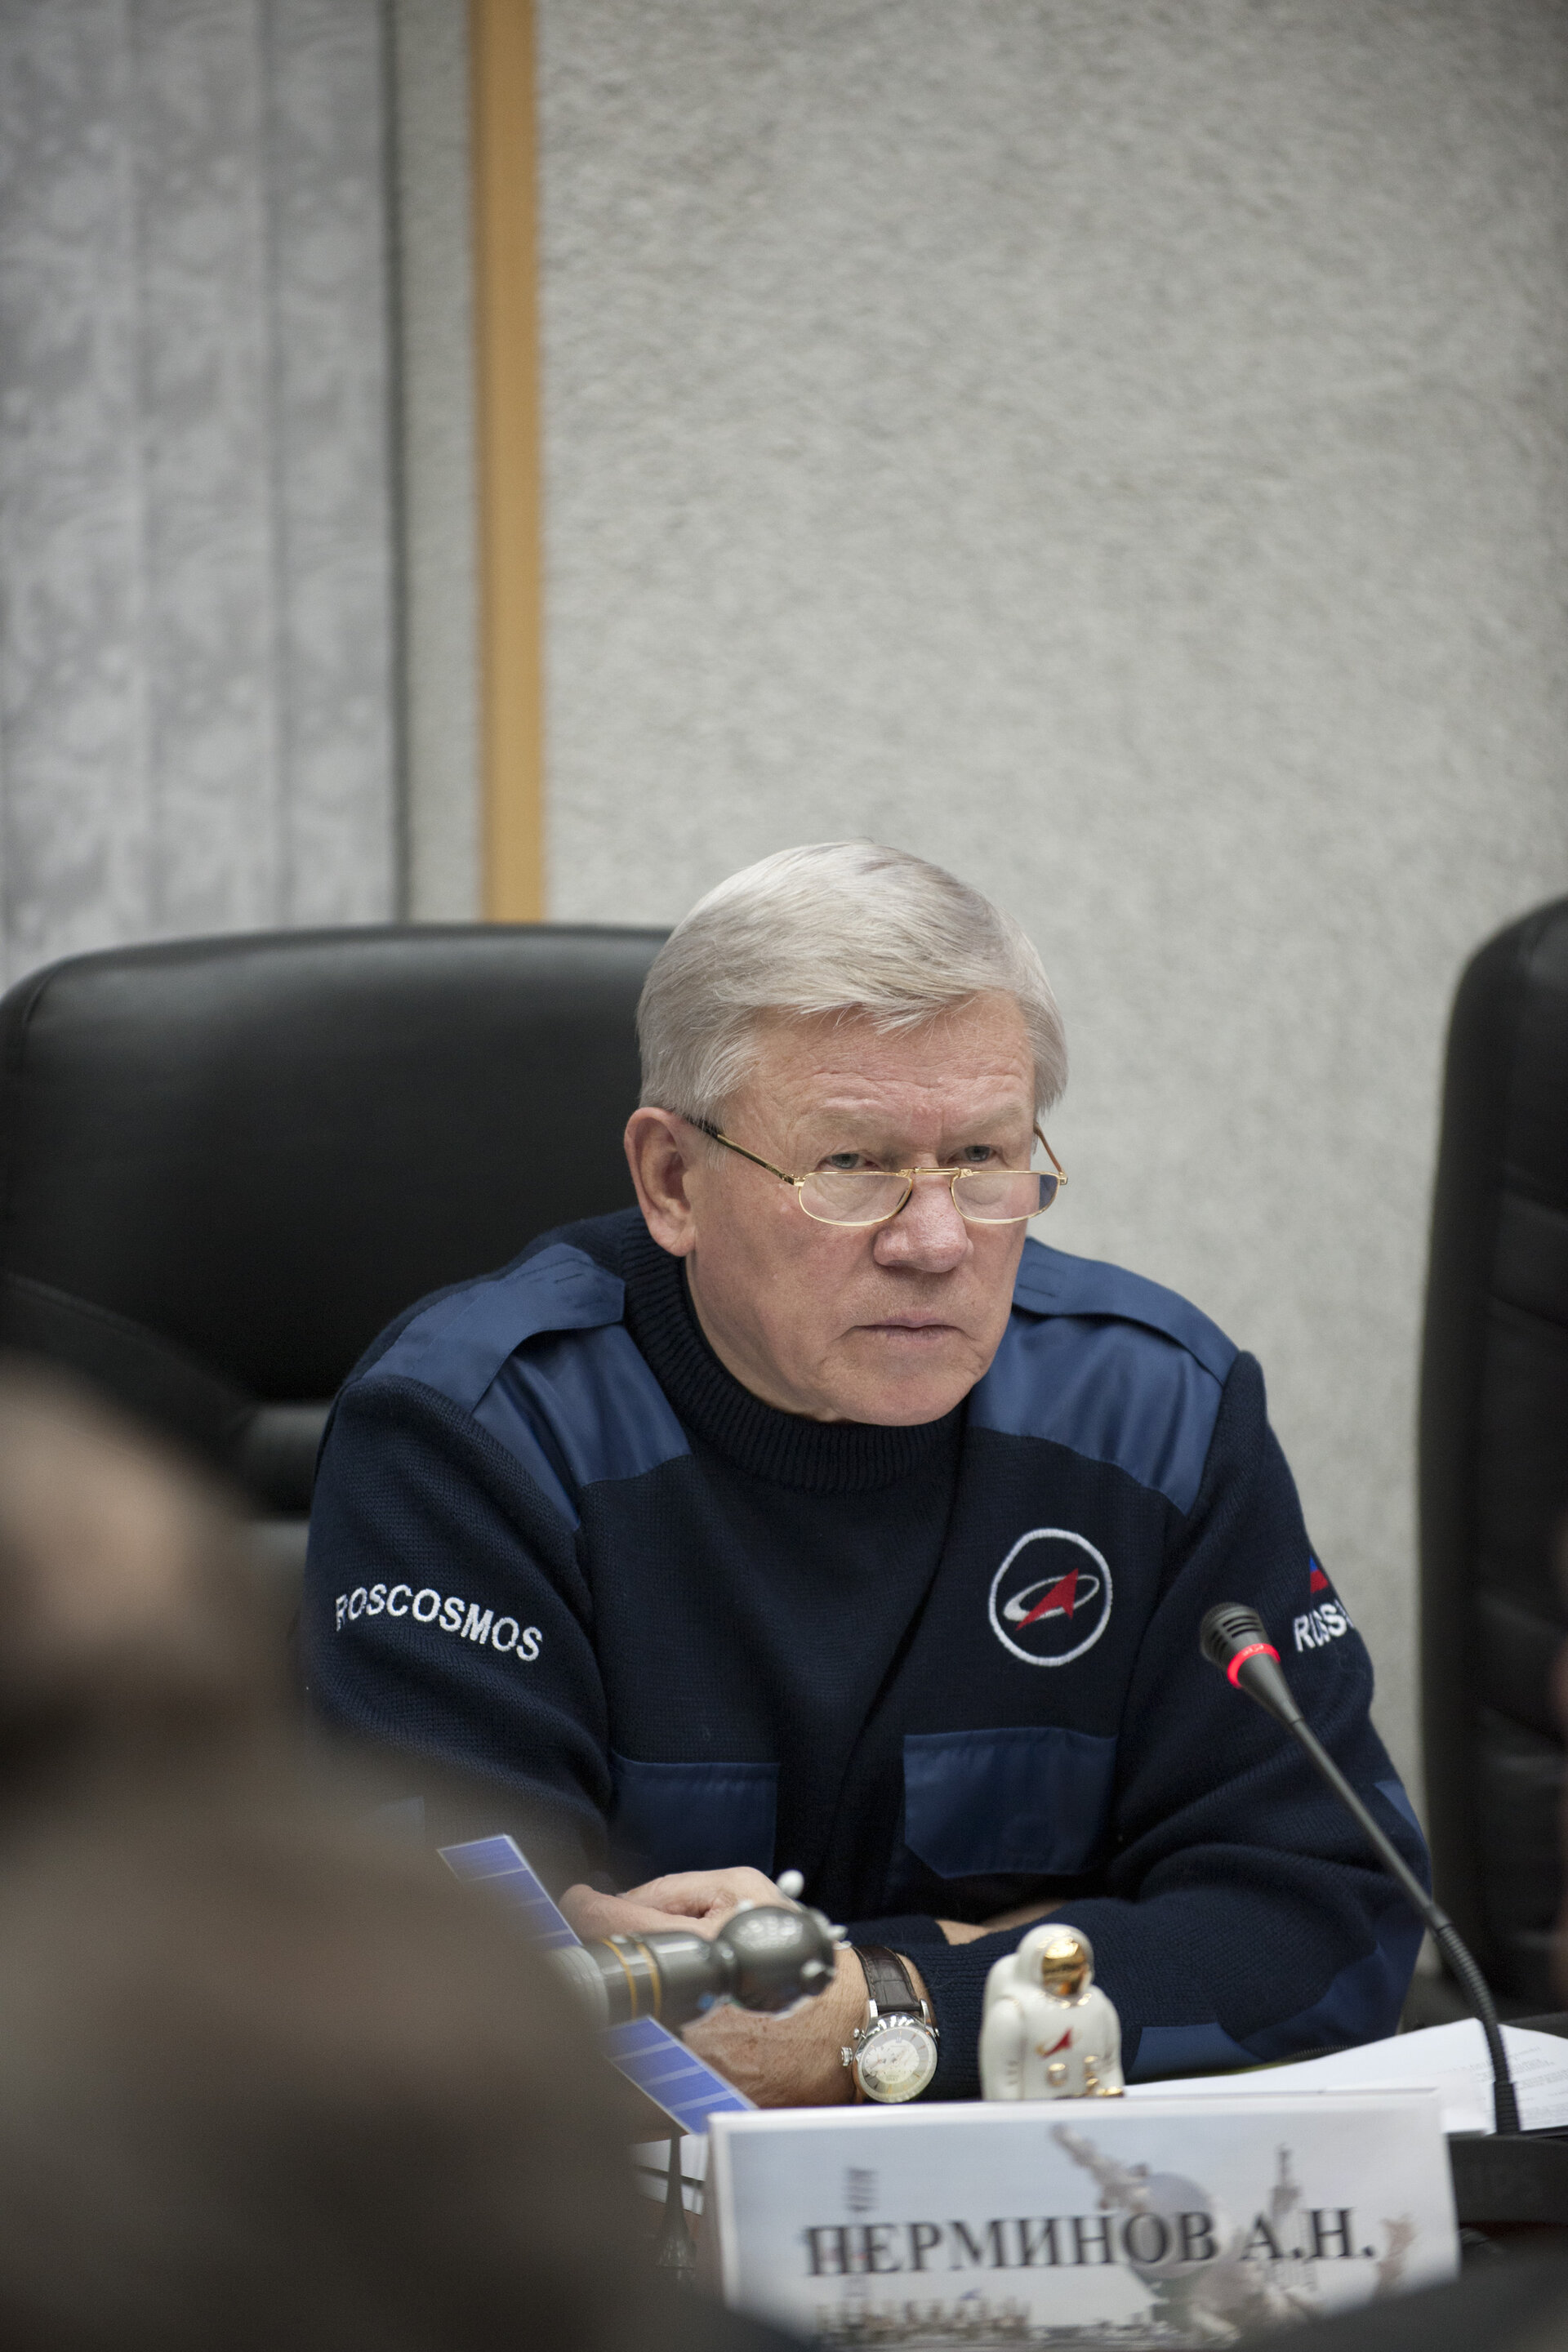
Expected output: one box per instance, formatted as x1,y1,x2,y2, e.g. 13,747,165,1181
390,0,481,922
537,0,1568,1798
0,0,399,981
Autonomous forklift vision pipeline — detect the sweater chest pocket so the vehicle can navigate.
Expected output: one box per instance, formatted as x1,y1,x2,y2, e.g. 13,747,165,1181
609,1753,777,1878
902,1726,1116,1879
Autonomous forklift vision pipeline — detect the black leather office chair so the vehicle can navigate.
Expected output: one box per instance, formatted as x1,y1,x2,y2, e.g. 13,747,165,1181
0,924,666,1579
1420,894,1568,2012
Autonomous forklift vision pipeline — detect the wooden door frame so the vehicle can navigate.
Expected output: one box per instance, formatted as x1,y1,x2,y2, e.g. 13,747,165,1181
470,0,544,920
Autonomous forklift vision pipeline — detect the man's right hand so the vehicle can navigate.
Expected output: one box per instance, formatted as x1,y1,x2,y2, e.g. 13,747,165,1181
560,1868,862,2107
559,1865,791,1944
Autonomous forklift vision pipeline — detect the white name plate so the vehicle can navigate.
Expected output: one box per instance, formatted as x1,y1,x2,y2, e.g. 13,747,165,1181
706,2088,1457,2348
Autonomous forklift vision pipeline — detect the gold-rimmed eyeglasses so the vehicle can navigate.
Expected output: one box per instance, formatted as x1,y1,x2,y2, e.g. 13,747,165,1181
688,1119,1067,1229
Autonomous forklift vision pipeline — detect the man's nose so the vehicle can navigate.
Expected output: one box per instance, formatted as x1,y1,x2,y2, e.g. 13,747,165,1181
871,1171,971,1272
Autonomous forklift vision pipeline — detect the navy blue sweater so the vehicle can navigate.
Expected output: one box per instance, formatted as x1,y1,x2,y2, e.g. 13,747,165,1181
301,1209,1427,2098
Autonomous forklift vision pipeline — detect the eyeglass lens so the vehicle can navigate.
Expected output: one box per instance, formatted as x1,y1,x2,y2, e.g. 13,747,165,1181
797,1167,1059,1227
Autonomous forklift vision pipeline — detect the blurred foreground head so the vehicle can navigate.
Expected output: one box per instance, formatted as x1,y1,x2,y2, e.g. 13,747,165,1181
0,1788,671,2352
0,1361,273,1799
0,1370,757,2352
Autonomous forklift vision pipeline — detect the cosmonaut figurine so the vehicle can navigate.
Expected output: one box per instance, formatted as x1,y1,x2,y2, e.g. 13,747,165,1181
979,1924,1125,2100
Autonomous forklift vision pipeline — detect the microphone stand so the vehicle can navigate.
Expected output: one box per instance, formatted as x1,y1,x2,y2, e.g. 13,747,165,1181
652,2130,698,2287
1201,1606,1568,2229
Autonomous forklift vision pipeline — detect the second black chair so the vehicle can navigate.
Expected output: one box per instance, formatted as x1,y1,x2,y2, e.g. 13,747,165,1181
0,924,666,1575
1420,893,1568,2013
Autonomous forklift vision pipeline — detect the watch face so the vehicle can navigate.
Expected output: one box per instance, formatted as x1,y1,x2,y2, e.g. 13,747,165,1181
858,2020,938,2103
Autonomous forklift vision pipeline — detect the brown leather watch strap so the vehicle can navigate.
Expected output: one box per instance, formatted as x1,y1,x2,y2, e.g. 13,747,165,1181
854,1944,921,2018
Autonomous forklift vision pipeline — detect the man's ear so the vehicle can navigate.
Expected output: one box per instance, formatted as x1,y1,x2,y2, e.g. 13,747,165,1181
624,1109,700,1257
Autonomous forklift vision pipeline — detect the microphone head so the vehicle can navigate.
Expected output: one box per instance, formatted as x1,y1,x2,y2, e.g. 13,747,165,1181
1200,1601,1270,1673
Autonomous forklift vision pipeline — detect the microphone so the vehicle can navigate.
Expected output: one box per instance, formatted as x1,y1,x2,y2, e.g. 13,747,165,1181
553,1899,840,2031
1200,1601,1521,2136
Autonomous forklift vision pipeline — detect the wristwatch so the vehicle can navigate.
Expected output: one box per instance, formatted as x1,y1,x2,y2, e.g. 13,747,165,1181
840,1945,939,2104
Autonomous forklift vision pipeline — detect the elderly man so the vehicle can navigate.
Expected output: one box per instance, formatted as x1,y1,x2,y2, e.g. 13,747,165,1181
302,842,1426,2105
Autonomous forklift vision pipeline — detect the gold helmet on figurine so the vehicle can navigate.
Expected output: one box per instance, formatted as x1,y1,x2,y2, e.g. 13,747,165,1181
1032,1927,1093,2000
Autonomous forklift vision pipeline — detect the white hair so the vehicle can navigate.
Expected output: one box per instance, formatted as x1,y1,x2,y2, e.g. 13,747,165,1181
637,842,1067,1123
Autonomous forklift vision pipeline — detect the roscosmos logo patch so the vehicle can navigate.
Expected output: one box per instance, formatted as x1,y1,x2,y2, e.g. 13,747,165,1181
988,1529,1114,1667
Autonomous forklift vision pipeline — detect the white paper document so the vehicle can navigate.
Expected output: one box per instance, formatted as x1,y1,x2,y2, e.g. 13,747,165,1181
1126,2019,1568,2137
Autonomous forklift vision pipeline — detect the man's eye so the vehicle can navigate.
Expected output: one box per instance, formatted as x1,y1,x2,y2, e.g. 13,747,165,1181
822,1152,868,1171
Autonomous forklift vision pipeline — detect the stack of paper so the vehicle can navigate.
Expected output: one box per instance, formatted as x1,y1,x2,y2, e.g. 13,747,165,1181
1127,2018,1568,2136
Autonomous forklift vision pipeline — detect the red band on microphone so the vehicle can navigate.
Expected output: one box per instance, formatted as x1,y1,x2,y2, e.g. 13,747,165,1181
1227,1641,1280,1686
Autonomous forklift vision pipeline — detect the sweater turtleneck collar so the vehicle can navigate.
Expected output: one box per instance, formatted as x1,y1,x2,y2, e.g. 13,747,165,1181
618,1220,962,1495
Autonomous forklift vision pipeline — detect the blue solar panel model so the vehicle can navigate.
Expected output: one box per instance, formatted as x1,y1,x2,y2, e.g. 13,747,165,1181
603,2016,751,2134
439,1833,753,2132
441,1833,581,1949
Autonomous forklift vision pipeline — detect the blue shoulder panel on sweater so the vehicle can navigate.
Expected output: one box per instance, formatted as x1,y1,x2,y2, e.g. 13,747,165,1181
969,1241,1238,1515
368,1244,626,1403
1010,1241,1237,1382
360,1243,689,1529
